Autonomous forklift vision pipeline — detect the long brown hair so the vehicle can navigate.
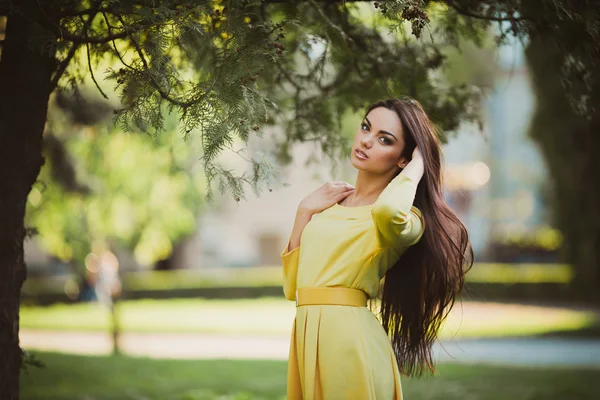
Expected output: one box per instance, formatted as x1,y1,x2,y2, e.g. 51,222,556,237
367,98,474,376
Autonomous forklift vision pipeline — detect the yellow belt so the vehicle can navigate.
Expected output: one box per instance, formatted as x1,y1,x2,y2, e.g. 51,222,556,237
295,287,368,307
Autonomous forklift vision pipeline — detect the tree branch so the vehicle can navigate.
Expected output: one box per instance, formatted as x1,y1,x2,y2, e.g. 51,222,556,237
333,6,388,89
102,12,135,70
61,30,128,44
308,0,352,42
81,17,108,99
49,42,79,90
50,3,102,90
447,1,533,22
264,0,371,3
273,53,307,91
60,5,116,18
115,14,200,109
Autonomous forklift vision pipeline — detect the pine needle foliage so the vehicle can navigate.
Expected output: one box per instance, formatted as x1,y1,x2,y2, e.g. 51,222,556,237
2,0,597,201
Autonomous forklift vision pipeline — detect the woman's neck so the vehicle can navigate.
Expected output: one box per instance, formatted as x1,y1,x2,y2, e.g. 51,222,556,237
341,169,395,206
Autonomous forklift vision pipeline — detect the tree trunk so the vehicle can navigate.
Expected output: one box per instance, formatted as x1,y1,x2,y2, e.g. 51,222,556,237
111,300,121,355
526,39,600,304
0,9,58,399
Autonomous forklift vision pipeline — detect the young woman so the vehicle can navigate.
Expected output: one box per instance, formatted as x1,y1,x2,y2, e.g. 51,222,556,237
281,97,474,399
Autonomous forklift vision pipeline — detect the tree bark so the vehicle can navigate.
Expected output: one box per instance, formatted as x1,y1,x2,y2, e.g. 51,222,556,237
0,8,58,399
526,39,600,304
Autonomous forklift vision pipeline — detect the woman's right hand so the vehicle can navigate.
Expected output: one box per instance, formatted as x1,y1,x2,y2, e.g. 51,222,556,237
298,181,355,215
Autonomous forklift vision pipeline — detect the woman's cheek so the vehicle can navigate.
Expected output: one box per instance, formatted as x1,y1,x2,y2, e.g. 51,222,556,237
382,149,401,168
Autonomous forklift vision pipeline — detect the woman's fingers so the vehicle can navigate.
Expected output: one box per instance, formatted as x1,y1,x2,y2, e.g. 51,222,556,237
332,180,353,186
334,183,354,198
327,181,353,192
335,186,354,200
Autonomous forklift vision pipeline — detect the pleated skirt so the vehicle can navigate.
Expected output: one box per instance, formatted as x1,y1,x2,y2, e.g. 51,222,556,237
287,305,403,400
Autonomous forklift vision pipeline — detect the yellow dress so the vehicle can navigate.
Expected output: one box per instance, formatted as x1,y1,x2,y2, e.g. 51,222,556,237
281,173,425,400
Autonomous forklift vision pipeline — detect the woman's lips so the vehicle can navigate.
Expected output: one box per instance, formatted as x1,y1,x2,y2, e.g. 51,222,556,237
355,149,368,160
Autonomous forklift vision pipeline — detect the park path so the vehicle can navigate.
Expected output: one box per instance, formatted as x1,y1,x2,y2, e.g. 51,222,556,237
20,330,600,367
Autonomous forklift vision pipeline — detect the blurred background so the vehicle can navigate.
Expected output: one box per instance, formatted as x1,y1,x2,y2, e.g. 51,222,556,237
21,35,569,302
4,1,599,400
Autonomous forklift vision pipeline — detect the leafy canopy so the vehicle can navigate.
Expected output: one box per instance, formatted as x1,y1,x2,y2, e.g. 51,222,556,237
1,0,500,198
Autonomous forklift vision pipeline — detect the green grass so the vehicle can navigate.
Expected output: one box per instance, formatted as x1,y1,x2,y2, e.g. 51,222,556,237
465,263,572,283
20,297,598,339
21,352,600,400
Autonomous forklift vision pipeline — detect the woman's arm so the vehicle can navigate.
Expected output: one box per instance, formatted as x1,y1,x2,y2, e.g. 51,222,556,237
286,180,355,251
400,147,424,184
281,210,312,301
281,181,355,300
371,149,425,248
285,209,313,252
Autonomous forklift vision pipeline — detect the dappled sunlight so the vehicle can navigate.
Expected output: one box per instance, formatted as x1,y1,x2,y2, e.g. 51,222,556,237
21,298,597,338
440,301,595,339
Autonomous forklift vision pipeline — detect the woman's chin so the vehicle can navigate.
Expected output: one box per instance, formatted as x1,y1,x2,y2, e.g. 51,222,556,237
350,157,370,171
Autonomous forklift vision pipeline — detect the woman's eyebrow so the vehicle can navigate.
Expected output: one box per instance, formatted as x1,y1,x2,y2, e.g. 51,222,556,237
379,131,398,141
364,117,398,141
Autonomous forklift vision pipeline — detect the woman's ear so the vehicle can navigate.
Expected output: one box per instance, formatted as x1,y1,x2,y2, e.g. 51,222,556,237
397,157,409,169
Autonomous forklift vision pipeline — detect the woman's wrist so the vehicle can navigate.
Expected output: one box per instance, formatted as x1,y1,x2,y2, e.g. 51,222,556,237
296,203,315,218
401,155,424,183
412,153,423,162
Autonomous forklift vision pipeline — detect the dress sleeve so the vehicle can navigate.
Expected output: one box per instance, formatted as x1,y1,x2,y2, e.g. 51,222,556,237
281,238,300,301
371,173,425,249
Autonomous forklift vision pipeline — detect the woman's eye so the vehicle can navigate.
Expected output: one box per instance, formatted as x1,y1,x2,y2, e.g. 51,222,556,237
379,137,390,145
361,123,369,131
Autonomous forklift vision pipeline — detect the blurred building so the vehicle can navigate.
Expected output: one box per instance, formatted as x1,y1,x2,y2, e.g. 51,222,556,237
443,39,551,261
175,135,338,269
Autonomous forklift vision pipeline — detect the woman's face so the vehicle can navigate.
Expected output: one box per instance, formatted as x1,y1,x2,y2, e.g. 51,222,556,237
351,107,408,174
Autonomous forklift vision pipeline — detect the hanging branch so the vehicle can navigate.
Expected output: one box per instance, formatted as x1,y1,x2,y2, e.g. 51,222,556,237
102,12,135,71
49,41,79,90
77,15,109,99
115,14,203,109
51,2,101,89
85,41,108,99
446,1,533,22
61,30,128,44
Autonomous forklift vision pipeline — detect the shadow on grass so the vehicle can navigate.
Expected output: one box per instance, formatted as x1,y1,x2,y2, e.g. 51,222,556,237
21,352,600,400
534,322,600,339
